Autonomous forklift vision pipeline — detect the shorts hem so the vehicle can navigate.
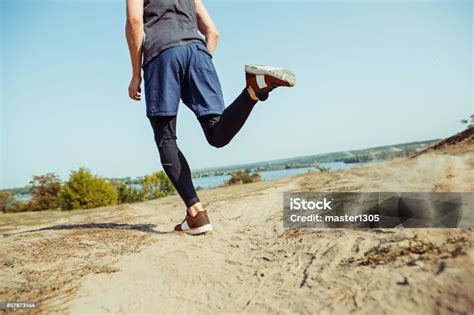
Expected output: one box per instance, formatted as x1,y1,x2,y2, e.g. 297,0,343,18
147,111,178,117
194,110,224,118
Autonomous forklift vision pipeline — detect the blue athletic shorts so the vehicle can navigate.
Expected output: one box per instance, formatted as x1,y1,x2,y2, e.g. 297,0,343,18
143,43,225,118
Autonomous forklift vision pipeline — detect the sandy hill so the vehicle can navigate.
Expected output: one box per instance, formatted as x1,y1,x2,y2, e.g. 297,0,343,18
0,131,473,314
413,126,474,157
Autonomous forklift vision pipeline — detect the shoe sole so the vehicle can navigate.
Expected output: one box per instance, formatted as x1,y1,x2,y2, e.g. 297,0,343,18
175,224,213,235
245,64,296,87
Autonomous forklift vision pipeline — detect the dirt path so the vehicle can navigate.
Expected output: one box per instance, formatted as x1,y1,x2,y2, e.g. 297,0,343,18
1,152,473,314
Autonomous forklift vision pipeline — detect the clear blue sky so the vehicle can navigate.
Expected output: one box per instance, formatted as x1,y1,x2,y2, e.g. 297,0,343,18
1,0,472,189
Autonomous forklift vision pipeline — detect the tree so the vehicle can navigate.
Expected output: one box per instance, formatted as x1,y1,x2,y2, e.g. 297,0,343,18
61,167,117,210
116,182,145,203
141,171,175,200
460,114,474,128
0,192,13,213
29,173,62,211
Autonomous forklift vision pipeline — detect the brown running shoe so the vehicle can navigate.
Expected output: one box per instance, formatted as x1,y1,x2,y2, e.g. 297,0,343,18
174,210,213,235
245,64,296,101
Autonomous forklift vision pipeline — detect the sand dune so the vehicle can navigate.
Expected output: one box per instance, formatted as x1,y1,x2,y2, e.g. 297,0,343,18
1,142,473,314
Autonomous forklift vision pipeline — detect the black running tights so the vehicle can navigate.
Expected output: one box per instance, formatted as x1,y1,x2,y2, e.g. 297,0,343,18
148,89,257,208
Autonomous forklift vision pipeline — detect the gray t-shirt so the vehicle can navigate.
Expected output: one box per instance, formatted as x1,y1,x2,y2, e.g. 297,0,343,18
143,0,205,67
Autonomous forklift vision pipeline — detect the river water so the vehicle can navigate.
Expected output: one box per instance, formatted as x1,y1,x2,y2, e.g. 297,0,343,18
193,161,362,188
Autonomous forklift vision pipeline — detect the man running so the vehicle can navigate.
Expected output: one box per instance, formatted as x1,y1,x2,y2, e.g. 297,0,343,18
126,0,295,235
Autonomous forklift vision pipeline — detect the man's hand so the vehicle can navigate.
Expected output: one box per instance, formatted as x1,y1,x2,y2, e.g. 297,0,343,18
128,76,142,101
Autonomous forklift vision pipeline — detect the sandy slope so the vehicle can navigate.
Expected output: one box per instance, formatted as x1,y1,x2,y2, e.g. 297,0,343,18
1,149,473,314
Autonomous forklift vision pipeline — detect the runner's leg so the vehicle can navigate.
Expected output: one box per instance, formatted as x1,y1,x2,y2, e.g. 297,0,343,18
181,44,257,147
148,115,200,208
198,89,257,148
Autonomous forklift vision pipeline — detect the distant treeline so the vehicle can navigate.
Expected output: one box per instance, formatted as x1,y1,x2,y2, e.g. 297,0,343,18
339,140,439,163
192,139,439,178
0,186,30,195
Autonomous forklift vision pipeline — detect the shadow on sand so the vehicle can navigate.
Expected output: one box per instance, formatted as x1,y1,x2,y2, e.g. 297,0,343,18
2,223,173,237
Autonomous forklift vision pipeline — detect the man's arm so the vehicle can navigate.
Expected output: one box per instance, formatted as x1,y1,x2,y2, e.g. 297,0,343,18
195,0,219,55
126,0,144,101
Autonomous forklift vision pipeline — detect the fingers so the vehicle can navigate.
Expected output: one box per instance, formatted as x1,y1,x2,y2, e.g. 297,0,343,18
132,90,141,101
134,86,142,100
128,85,141,101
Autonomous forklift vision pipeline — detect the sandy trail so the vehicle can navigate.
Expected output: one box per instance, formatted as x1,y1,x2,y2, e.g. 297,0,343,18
1,151,473,314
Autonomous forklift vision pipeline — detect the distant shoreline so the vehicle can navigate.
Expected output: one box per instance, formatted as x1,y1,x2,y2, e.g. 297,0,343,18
0,138,438,193
190,138,438,178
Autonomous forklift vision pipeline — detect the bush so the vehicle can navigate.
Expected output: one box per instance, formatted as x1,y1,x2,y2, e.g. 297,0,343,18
116,172,175,203
5,201,30,213
116,182,144,204
0,192,14,213
141,171,175,200
61,167,117,210
227,171,262,185
28,173,62,211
